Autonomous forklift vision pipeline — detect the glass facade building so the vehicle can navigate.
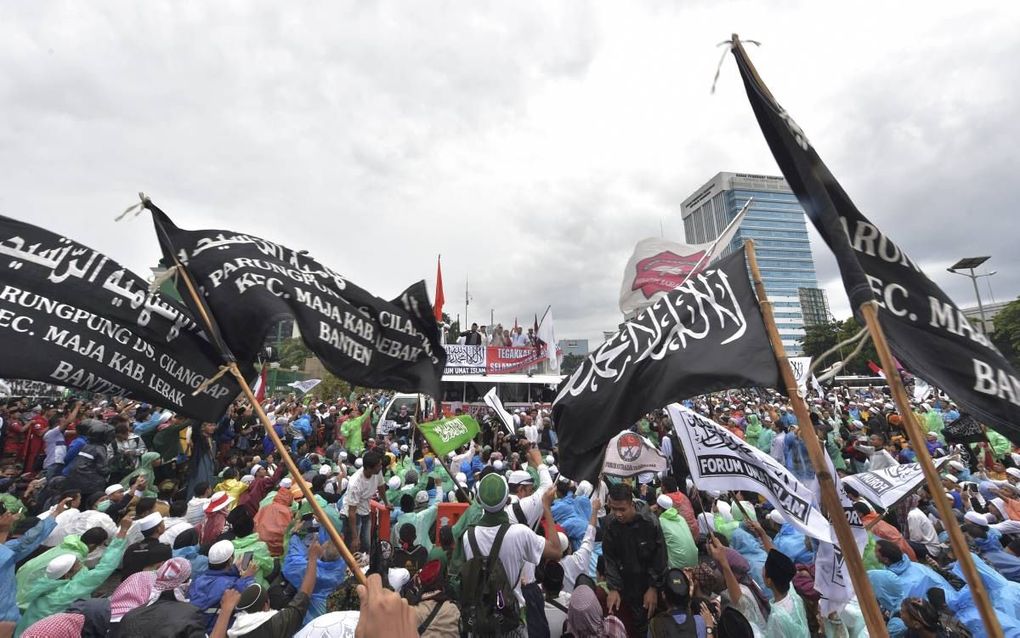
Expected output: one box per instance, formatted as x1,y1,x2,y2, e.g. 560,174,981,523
681,172,827,355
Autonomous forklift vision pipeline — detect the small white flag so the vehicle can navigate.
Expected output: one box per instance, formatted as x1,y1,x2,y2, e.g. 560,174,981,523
287,378,322,394
483,387,515,435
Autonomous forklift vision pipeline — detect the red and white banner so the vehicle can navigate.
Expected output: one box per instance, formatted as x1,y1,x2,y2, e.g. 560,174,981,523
442,345,547,375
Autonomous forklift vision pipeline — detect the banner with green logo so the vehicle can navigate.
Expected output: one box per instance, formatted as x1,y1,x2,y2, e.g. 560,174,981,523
418,415,480,457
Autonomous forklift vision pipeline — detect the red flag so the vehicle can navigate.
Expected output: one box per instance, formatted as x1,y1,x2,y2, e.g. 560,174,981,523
433,255,445,323
867,360,886,379
253,364,268,402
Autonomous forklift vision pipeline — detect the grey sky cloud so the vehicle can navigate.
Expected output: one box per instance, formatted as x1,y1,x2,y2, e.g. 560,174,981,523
0,1,1017,353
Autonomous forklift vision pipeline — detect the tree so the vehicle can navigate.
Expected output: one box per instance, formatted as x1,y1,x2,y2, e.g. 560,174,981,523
800,320,841,363
799,317,879,377
991,297,1020,368
560,353,585,377
278,337,312,369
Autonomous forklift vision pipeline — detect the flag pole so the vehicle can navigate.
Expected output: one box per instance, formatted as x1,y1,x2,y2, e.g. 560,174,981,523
859,301,1002,637
163,235,368,587
745,240,886,636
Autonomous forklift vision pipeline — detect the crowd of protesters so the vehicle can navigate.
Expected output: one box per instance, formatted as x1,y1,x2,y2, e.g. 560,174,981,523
0,381,1018,637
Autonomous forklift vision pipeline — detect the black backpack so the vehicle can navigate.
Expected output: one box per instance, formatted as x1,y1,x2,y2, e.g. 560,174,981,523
459,524,521,636
648,611,700,638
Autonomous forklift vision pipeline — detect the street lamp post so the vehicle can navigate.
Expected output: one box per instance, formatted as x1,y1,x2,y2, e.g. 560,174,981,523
947,256,996,333
269,362,280,395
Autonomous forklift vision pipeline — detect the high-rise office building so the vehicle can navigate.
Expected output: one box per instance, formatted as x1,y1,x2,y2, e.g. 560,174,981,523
680,172,827,355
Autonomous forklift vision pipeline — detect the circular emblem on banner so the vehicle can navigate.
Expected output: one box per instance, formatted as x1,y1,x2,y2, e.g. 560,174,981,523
617,432,642,463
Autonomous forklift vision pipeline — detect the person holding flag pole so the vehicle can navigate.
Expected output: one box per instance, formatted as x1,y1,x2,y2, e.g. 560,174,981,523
148,203,369,587
413,394,471,503
743,239,887,637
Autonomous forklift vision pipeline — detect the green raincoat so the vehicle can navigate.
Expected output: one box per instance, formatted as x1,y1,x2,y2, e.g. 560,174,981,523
390,504,439,552
659,508,698,569
231,533,275,587
15,535,89,610
744,414,763,448
15,537,127,636
120,451,161,496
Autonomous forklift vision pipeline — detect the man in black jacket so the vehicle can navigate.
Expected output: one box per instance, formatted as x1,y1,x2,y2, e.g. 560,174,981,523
459,323,482,345
603,482,668,637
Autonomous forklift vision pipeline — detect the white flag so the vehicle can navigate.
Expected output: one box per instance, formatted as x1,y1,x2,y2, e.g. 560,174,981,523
618,199,750,318
537,307,558,374
287,378,322,394
813,455,868,615
667,403,831,541
788,356,812,396
913,377,933,403
483,387,515,435
600,430,667,477
842,458,949,509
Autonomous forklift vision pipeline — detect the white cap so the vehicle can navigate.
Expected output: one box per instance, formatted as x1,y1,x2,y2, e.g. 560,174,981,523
508,470,533,486
355,458,363,468
455,472,467,485
415,490,429,504
240,475,255,485
209,540,235,564
656,494,674,510
557,532,569,556
964,511,990,527
339,451,348,460
493,460,504,471
767,510,785,525
388,567,411,592
105,484,125,496
447,451,456,460
1006,468,1020,481
944,474,959,483
576,480,593,498
46,554,77,579
387,476,402,491
250,466,262,476
280,478,293,489
400,444,409,452
447,490,457,502
138,512,163,532
319,465,333,476
545,455,555,466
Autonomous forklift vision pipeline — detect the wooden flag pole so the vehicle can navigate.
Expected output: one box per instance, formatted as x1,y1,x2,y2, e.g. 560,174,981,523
166,243,368,586
745,241,887,636
859,302,1002,637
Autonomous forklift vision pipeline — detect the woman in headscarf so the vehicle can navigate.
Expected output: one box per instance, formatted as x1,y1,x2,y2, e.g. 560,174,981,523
565,583,606,637
119,451,161,497
254,486,295,556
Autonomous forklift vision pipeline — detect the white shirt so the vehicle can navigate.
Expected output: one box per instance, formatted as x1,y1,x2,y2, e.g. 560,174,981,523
562,524,596,594
463,522,545,604
346,468,383,516
544,592,571,638
523,425,539,445
907,508,940,554
186,497,210,526
159,516,192,547
505,465,553,528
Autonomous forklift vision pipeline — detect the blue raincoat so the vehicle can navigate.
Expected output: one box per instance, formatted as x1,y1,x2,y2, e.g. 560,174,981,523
0,517,57,622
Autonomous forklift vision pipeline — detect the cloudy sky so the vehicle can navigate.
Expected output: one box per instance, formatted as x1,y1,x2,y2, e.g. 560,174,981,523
2,1,1017,347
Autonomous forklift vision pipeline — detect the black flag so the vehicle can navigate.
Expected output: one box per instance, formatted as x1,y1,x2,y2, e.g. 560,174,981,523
943,414,987,445
552,247,780,481
148,204,447,398
0,215,240,420
731,38,1020,444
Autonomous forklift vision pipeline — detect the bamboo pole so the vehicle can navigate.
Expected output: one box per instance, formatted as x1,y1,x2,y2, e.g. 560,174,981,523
859,302,1001,637
164,238,368,586
745,240,887,636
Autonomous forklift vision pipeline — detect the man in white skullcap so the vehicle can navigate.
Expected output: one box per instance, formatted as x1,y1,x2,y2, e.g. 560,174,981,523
17,515,133,635
188,539,258,631
505,447,554,530
122,512,171,578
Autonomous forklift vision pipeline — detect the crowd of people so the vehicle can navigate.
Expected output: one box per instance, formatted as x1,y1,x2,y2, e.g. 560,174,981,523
0,382,1018,637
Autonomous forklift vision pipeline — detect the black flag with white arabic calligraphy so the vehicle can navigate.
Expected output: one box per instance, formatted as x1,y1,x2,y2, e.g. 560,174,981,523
730,39,1020,444
0,215,241,420
552,247,781,481
148,203,446,398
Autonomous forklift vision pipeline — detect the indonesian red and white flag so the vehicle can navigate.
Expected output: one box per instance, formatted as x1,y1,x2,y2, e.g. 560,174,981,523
867,360,886,379
252,365,268,402
618,200,750,318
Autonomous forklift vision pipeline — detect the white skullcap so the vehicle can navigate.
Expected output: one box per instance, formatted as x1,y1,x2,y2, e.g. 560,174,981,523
548,465,559,477
576,480,593,498
447,490,457,502
387,476,402,491
716,501,733,522
138,512,164,532
209,540,235,564
240,475,255,485
388,567,411,592
884,403,894,410
339,451,348,460
455,472,467,485
1006,468,1020,481
355,458,363,468
46,554,77,579
280,478,293,489
250,466,262,476
447,451,456,459
964,511,990,527
944,474,959,483
656,494,674,510
557,532,569,556
767,510,785,525
105,484,125,496
493,460,504,471
991,498,1007,516
508,470,533,486
545,455,555,466
400,444,408,452
319,464,333,476
415,490,429,504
